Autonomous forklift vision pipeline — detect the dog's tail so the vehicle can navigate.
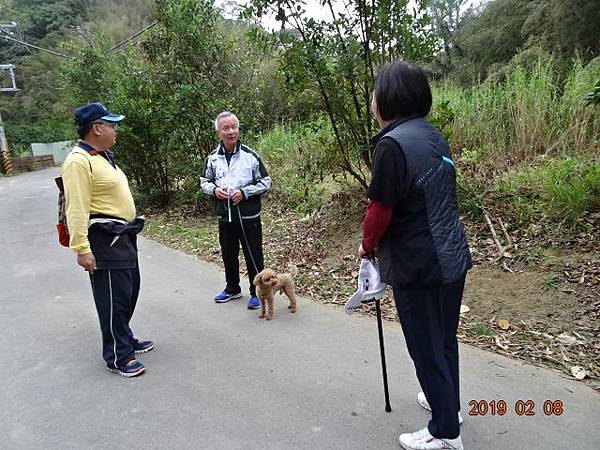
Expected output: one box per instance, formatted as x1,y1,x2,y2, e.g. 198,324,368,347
288,263,299,278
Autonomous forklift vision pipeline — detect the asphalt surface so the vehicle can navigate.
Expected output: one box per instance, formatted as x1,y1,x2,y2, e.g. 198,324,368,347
1,168,599,450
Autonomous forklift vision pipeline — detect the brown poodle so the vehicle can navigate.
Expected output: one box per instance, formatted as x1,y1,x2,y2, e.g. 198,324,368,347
253,266,298,320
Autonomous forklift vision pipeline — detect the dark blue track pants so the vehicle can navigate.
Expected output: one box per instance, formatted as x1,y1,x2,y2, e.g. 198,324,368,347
393,275,466,439
89,265,140,368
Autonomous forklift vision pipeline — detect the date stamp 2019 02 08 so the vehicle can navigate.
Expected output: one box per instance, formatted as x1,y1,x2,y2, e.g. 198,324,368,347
468,400,564,416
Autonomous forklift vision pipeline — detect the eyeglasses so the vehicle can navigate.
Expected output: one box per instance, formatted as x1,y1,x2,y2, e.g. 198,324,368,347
91,121,118,130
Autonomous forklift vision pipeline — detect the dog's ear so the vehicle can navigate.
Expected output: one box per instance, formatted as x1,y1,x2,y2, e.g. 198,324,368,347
253,273,261,286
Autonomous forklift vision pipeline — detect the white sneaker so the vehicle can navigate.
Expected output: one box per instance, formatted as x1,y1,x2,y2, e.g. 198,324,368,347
417,392,464,425
399,427,464,450
401,426,431,443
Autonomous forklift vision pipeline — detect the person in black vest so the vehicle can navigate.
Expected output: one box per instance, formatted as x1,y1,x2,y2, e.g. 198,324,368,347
359,61,472,450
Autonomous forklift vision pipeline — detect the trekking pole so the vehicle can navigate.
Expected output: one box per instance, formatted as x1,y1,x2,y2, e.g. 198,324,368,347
375,298,392,412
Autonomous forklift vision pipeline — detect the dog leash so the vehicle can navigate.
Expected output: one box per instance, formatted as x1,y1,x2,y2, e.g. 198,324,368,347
235,203,260,275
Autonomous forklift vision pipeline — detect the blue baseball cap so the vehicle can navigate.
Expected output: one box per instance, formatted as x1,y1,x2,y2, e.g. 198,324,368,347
74,102,125,127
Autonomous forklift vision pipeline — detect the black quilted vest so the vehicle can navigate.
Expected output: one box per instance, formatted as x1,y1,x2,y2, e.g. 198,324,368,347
377,117,472,287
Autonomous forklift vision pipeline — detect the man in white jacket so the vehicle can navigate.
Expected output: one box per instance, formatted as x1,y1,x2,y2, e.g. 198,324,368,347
200,111,272,309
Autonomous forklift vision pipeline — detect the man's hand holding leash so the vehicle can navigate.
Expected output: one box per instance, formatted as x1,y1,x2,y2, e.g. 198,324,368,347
215,187,230,200
229,190,243,205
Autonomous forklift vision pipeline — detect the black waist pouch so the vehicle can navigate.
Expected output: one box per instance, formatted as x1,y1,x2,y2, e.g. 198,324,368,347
88,218,145,269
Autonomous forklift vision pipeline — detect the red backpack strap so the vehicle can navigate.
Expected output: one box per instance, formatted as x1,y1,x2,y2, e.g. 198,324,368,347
54,176,69,247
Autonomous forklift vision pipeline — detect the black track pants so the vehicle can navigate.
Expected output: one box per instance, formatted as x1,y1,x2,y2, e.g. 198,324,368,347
218,219,264,296
89,265,140,368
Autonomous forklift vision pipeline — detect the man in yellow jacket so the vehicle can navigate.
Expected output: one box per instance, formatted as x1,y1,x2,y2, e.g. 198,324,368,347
61,103,152,377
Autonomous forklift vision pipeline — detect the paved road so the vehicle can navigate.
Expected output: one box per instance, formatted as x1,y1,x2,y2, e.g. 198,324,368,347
1,168,599,450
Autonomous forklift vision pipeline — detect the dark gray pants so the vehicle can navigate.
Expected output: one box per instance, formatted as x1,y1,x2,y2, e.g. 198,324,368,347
393,275,466,439
89,265,140,368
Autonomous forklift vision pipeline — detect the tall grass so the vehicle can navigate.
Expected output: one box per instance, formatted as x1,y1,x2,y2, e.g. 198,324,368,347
431,55,600,224
434,56,600,173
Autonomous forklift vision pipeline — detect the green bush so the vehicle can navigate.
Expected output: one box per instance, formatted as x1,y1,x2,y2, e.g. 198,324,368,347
502,158,600,223
509,195,537,225
9,143,32,157
254,118,335,214
456,186,484,221
429,99,455,141
540,159,600,221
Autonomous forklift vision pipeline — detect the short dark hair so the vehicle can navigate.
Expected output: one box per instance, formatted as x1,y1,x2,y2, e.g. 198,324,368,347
374,60,432,120
77,122,92,139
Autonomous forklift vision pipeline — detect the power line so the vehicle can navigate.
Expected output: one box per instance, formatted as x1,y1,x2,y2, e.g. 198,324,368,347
1,20,158,58
0,33,75,59
110,20,158,52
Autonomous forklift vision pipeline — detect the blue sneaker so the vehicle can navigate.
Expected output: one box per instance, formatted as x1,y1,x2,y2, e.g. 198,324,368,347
214,290,243,303
133,340,154,354
107,359,145,378
247,296,260,310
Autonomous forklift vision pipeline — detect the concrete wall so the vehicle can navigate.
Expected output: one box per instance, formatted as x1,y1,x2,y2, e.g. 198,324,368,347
31,140,75,164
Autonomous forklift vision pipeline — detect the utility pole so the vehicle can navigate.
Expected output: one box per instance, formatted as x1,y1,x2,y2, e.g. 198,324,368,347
0,22,19,175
